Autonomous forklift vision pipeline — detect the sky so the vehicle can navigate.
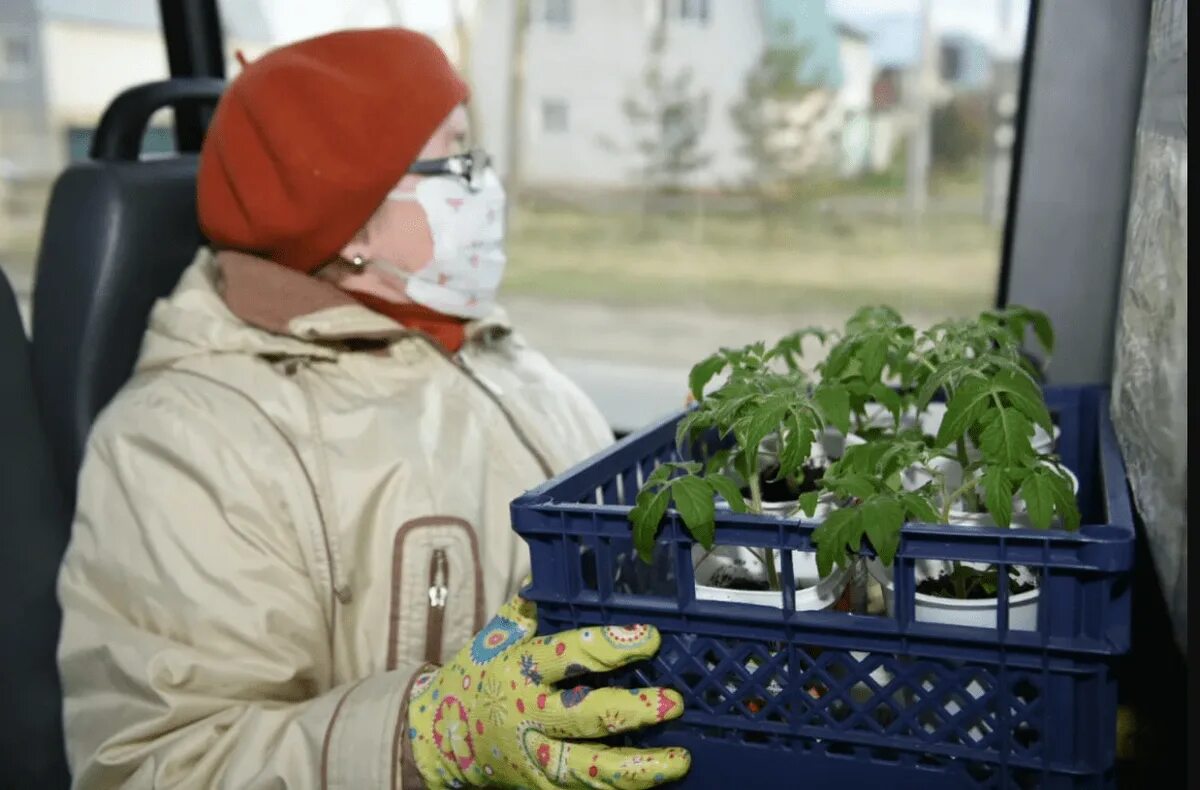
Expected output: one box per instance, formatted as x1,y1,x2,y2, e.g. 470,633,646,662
260,0,1030,59
828,0,1031,58
259,0,454,43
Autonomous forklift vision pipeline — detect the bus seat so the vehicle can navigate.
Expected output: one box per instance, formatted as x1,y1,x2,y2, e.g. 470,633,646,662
0,268,71,789
31,79,222,505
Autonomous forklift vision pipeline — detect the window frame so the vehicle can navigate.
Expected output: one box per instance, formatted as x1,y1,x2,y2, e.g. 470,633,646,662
674,0,711,25
176,0,1143,386
542,0,573,30
1,35,33,80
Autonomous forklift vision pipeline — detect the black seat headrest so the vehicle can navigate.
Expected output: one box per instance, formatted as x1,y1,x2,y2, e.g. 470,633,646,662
31,79,223,500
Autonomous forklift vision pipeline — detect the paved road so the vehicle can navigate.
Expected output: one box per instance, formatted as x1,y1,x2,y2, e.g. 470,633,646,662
503,296,854,430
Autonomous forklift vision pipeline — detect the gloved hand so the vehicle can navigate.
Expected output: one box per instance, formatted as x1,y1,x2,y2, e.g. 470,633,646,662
407,592,690,789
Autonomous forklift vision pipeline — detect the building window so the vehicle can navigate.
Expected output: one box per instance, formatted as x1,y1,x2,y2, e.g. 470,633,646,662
543,0,572,29
940,43,962,82
542,99,569,134
664,0,709,24
2,36,32,79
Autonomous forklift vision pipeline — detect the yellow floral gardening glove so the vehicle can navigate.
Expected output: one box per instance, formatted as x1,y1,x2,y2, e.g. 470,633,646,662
406,593,690,789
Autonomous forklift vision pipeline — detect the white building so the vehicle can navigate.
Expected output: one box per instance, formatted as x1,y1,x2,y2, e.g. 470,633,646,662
835,22,875,177
0,0,270,247
470,0,874,193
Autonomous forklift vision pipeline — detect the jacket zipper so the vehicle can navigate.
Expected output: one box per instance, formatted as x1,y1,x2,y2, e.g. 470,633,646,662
425,548,449,665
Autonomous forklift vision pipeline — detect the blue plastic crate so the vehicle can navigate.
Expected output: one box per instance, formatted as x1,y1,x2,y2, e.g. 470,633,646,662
511,386,1134,788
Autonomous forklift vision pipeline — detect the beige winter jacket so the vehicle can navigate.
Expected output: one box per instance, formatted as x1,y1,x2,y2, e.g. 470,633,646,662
56,248,613,788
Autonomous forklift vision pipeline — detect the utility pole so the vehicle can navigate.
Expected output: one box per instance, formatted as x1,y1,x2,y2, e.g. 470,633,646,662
983,0,1017,226
503,0,531,206
450,0,481,138
905,0,935,220
380,0,406,27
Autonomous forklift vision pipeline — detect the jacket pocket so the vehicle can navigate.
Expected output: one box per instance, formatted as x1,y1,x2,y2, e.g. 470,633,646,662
387,517,484,670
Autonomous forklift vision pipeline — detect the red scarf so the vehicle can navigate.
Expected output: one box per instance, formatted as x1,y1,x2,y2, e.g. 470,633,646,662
349,292,468,355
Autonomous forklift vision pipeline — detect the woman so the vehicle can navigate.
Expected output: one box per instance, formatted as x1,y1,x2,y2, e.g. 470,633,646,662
57,28,689,789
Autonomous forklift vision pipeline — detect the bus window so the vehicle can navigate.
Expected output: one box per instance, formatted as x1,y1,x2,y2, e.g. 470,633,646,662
236,0,1031,432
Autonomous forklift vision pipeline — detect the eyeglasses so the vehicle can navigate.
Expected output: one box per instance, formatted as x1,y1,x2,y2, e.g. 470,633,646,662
407,148,492,192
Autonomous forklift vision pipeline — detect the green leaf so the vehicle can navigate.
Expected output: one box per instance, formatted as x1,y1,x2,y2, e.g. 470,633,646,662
707,473,748,514
689,354,727,402
769,327,829,370
703,448,734,477
868,383,903,426
1046,469,1081,531
814,524,840,577
877,439,926,479
777,411,816,480
647,464,674,486
820,341,854,379
798,491,820,518
814,507,859,575
712,387,755,425
630,487,671,563
831,473,876,500
1018,473,1055,530
900,493,941,524
993,371,1053,434
859,335,888,383
977,406,1036,466
813,385,851,435
1028,310,1055,354
982,467,1014,528
1000,306,1054,354
675,410,708,451
861,497,904,566
671,476,717,548
937,378,992,446
916,359,968,409
740,401,788,466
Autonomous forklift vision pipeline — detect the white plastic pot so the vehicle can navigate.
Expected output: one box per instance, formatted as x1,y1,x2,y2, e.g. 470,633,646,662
867,558,1040,630
865,509,1046,631
692,545,848,610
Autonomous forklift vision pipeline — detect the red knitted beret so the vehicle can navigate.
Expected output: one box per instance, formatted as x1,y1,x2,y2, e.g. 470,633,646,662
197,28,469,272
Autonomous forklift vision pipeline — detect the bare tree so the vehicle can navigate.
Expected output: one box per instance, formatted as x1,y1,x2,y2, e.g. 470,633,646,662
730,44,827,193
729,40,829,237
380,0,405,26
905,0,935,219
449,0,482,137
615,22,713,195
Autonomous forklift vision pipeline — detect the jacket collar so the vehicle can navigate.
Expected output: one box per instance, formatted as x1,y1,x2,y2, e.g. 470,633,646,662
215,248,513,346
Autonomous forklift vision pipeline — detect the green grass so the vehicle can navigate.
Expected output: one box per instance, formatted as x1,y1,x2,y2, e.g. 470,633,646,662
506,200,1001,316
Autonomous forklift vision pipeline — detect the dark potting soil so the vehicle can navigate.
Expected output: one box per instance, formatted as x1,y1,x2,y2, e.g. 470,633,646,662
707,563,770,591
706,562,810,592
916,571,1036,600
739,462,823,503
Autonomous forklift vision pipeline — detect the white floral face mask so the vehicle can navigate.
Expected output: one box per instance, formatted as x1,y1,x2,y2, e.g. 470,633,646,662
366,165,507,319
